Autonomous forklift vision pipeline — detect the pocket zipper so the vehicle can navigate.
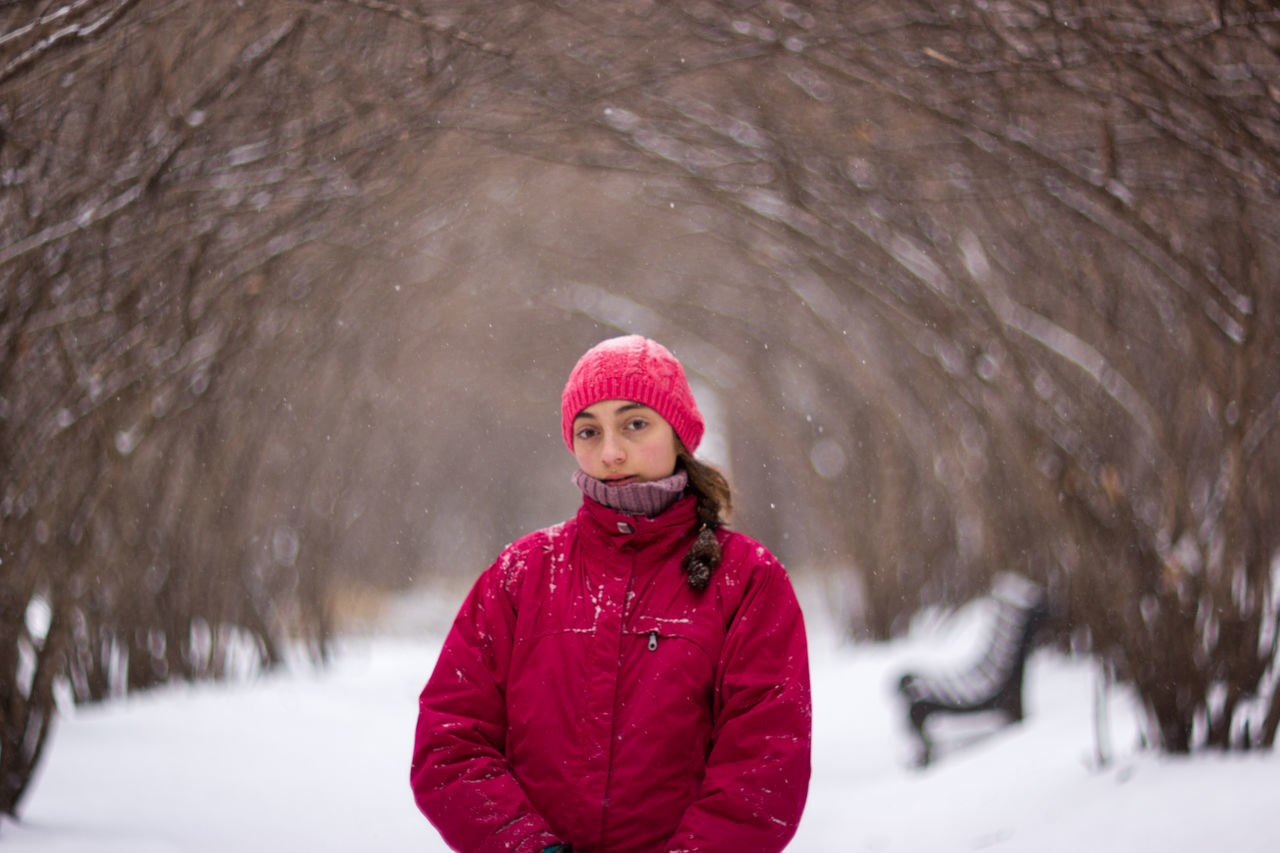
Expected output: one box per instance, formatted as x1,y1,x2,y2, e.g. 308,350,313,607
648,630,658,651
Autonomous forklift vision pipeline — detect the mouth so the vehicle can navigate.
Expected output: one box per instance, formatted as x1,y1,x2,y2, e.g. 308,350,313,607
603,475,638,486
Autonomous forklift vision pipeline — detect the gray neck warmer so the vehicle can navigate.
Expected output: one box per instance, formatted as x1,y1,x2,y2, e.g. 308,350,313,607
572,468,689,517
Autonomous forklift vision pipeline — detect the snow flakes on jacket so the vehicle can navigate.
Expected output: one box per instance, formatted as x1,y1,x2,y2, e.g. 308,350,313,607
411,494,812,853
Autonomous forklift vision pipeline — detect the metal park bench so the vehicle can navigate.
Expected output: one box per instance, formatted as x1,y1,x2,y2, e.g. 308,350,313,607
896,574,1050,766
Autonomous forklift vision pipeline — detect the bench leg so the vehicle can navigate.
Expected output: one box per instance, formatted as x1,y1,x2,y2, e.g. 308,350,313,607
913,734,933,767
909,714,934,767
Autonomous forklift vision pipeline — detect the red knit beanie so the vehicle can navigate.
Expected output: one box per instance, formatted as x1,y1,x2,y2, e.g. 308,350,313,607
561,335,705,453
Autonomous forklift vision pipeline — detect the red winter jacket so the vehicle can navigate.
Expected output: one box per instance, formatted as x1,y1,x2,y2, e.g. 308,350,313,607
411,494,811,853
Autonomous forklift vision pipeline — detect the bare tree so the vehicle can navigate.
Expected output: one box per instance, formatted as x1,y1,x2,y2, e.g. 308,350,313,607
0,0,521,816
476,0,1280,752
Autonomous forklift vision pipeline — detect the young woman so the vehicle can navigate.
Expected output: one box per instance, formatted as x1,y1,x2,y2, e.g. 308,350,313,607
411,335,811,853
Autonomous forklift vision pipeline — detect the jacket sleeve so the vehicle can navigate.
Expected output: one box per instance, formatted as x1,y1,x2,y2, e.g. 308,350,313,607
410,546,561,853
664,551,813,853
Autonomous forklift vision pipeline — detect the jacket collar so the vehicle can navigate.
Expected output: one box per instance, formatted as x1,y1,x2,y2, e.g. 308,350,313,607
576,493,698,555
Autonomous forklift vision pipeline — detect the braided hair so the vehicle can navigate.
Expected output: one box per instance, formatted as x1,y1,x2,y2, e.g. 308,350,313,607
677,447,733,591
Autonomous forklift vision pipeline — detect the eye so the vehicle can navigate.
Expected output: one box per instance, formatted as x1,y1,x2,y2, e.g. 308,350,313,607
575,426,599,442
624,417,649,432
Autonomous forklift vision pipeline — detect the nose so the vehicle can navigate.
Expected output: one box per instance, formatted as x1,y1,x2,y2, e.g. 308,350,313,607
601,432,626,466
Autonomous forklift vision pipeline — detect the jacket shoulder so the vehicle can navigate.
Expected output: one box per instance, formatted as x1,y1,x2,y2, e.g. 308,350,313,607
712,530,795,600
718,529,785,573
490,519,576,598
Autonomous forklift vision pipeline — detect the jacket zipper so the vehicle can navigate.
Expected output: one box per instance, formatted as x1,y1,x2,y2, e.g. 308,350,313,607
648,630,658,651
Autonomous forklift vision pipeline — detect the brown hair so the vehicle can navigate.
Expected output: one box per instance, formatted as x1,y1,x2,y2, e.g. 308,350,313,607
677,447,733,591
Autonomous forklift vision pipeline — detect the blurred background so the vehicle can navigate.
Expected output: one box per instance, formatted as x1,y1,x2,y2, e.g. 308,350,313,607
2,0,1278,818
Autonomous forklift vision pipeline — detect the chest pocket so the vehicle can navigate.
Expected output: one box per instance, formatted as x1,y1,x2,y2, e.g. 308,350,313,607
634,615,720,654
509,549,603,646
628,612,724,678
514,592,600,646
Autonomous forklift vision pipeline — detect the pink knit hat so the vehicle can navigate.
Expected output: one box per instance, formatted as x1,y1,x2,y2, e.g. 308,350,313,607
561,335,704,453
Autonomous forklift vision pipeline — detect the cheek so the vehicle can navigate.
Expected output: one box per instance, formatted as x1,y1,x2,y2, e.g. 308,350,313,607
572,445,595,471
639,438,678,473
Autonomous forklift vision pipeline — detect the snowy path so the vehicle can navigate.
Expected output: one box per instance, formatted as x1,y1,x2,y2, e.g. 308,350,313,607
2,601,1274,851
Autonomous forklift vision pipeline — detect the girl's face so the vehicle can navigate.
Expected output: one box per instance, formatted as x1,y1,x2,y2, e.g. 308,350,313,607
572,399,679,484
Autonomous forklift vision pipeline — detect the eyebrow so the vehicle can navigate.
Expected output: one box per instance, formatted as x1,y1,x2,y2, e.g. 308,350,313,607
573,401,649,422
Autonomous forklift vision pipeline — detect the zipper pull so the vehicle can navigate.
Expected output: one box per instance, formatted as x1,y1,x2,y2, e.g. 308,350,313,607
648,630,658,651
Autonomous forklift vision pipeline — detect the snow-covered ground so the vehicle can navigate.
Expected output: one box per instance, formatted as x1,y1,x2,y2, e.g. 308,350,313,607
2,589,1274,852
